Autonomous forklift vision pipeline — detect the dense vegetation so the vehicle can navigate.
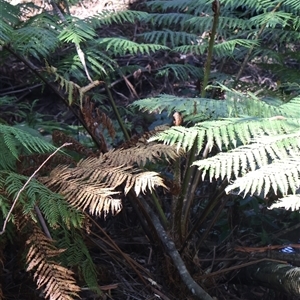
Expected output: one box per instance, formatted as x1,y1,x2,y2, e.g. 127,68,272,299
1,0,300,299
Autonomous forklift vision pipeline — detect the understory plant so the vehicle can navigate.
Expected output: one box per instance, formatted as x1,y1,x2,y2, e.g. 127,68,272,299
1,0,300,299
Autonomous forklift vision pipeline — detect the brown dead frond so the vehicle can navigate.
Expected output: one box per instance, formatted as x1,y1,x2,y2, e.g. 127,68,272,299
103,144,184,167
26,226,80,300
81,98,115,153
41,164,121,217
52,130,96,157
41,153,167,217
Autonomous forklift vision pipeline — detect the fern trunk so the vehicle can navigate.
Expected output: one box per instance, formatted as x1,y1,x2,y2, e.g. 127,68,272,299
238,261,300,297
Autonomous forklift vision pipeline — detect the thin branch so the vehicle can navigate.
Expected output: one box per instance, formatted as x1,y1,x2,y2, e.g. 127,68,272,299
0,143,72,235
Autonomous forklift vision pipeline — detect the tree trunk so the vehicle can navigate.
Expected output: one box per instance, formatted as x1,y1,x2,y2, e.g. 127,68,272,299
238,261,300,297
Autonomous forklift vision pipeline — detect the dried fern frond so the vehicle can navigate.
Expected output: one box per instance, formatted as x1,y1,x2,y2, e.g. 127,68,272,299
42,154,167,216
26,226,80,300
81,99,115,153
103,144,184,167
42,165,121,217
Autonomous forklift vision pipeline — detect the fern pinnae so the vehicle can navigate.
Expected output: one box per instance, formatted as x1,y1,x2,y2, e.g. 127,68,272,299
225,156,300,197
26,225,80,300
140,30,199,47
98,37,169,56
90,9,148,27
270,194,300,211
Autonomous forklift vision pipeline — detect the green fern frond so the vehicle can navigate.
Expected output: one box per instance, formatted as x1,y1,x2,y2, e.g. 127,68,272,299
98,37,169,55
225,155,300,198
133,90,300,119
213,39,259,57
193,126,300,180
58,47,117,80
281,0,300,12
186,16,250,35
0,124,57,169
0,0,21,26
85,48,116,76
221,0,279,13
156,64,203,81
91,9,148,27
140,30,199,47
132,95,226,116
146,0,210,14
173,44,208,55
269,194,300,211
0,19,13,44
56,227,101,294
151,117,300,156
188,127,300,197
12,25,58,59
249,11,293,28
0,171,83,228
144,12,193,28
58,18,96,44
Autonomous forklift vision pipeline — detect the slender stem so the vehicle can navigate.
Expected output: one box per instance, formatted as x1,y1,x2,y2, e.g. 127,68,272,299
180,179,228,253
175,143,197,242
35,205,52,239
201,0,220,98
151,192,168,228
105,84,130,141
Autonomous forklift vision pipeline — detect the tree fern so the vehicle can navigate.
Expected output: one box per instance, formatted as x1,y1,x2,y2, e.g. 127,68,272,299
13,25,58,59
0,0,21,27
193,128,300,180
139,30,199,47
149,117,300,154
